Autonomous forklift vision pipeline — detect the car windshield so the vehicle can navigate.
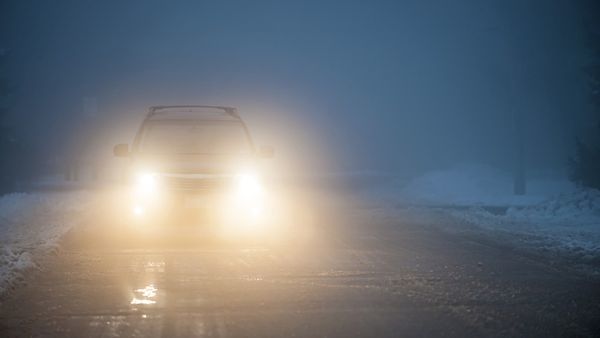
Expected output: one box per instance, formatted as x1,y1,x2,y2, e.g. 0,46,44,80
138,121,252,155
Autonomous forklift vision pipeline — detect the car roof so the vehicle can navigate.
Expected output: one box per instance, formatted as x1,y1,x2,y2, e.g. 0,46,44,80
146,105,241,122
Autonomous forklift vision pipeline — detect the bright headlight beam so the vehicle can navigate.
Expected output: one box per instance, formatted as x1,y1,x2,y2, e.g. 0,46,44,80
133,205,144,216
136,172,158,194
235,173,263,201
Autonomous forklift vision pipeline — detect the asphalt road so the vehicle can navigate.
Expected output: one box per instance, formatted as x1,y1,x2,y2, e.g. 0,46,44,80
1,191,599,337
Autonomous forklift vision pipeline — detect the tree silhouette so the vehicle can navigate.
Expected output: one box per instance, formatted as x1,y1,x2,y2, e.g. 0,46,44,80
570,1,600,190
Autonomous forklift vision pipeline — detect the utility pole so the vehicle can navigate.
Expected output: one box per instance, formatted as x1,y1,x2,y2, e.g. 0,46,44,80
473,8,529,195
498,15,527,196
513,107,526,195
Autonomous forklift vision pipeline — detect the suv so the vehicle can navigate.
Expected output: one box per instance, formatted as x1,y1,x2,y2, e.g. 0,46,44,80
113,105,274,230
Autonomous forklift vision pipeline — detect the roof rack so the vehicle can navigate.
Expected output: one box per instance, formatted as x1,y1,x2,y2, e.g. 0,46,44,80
147,105,240,119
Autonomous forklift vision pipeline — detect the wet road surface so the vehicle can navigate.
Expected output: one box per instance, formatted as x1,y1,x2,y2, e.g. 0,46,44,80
1,194,599,337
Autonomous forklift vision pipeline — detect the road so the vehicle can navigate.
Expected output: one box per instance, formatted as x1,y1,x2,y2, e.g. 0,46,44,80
0,190,599,337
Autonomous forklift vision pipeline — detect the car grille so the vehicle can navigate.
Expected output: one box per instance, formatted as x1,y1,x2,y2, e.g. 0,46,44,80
161,176,231,192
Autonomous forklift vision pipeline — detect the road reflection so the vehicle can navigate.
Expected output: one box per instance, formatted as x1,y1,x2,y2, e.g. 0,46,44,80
118,236,315,336
130,284,158,305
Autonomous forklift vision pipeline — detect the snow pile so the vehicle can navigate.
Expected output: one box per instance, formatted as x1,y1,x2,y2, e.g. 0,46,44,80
506,189,600,223
364,164,600,266
450,189,600,259
375,163,575,206
0,192,90,294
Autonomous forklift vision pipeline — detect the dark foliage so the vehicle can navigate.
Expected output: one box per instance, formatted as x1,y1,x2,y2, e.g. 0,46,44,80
570,138,600,189
570,1,600,189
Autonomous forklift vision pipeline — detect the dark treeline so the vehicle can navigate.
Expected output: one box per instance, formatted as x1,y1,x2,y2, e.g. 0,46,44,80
570,0,600,190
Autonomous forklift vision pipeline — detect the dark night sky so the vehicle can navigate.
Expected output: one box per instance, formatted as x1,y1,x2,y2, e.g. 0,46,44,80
0,0,594,174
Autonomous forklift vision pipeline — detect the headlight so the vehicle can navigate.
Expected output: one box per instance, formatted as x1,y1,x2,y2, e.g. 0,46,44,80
232,172,266,220
135,172,158,194
235,173,263,201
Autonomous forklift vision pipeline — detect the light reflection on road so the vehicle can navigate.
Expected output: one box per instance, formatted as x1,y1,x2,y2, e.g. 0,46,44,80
129,256,166,307
130,284,158,305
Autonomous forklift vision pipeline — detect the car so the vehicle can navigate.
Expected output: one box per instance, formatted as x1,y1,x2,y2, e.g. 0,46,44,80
112,105,275,233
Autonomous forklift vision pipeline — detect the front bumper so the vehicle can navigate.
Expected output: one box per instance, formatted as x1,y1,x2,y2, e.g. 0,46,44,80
127,189,267,229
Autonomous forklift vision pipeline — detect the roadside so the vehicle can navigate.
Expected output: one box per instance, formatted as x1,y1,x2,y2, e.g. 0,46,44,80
0,188,92,295
359,164,600,274
444,190,600,273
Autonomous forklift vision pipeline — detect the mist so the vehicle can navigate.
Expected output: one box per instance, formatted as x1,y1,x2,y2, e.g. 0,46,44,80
4,1,600,336
0,0,594,177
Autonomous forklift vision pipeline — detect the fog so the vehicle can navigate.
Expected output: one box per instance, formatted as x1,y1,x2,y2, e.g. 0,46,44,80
4,3,600,334
0,0,594,177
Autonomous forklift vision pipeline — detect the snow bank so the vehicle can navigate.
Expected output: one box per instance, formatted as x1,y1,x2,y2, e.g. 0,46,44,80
0,192,90,294
449,189,600,261
506,189,600,223
364,164,599,267
395,163,574,206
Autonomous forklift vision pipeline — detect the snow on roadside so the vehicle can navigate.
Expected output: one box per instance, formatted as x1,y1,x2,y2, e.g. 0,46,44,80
361,164,600,266
0,191,90,294
393,163,575,206
447,189,600,262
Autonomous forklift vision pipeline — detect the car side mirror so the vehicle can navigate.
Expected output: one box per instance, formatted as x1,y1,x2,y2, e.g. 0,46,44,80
113,143,130,157
257,145,274,158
